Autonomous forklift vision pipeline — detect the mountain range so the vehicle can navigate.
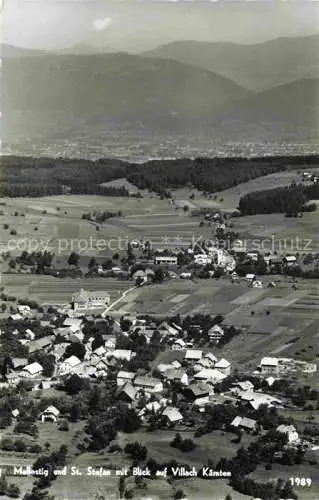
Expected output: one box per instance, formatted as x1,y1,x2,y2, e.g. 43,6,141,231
142,35,319,92
1,35,318,146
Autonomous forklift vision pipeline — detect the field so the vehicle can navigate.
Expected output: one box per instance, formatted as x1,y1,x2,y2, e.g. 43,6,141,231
0,194,213,266
0,274,132,305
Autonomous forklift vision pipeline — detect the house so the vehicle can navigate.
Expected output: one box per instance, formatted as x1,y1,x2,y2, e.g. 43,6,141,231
159,322,181,338
195,358,213,370
247,252,259,262
204,353,218,366
232,380,254,394
22,362,43,378
162,407,183,425
184,383,210,401
180,272,192,279
277,425,300,444
215,358,231,376
25,329,35,341
71,289,110,312
62,317,83,329
104,335,116,349
145,401,161,413
134,376,163,393
283,255,297,266
9,313,23,321
184,350,202,362
116,383,137,403
252,280,263,288
193,396,210,408
28,336,53,354
60,355,82,375
194,255,212,265
194,368,226,384
245,274,256,281
18,305,31,316
231,416,257,432
112,349,133,362
11,358,28,370
208,325,224,343
165,369,188,386
154,255,177,266
171,339,186,351
41,406,60,423
117,371,135,387
265,376,276,387
238,391,282,410
11,409,20,419
260,357,279,375
92,346,106,358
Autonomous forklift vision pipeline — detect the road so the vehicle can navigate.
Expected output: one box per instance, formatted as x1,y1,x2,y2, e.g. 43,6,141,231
102,285,138,317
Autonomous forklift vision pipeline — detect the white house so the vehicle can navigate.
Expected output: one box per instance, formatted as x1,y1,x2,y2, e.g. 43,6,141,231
180,272,192,279
245,273,256,281
60,355,82,375
208,325,224,343
231,416,257,432
162,407,183,425
277,424,300,444
11,409,20,419
194,368,226,384
171,339,186,351
215,358,231,376
232,380,254,394
112,349,133,362
154,255,177,266
41,406,60,423
22,362,43,378
185,350,202,362
72,289,110,311
260,357,279,375
18,305,31,316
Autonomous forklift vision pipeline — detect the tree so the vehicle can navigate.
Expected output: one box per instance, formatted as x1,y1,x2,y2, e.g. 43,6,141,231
88,257,97,271
174,490,186,499
153,267,165,283
64,342,86,361
68,252,80,267
63,374,84,395
118,477,125,499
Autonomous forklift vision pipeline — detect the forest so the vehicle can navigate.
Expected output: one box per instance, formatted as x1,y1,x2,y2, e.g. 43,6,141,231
1,154,318,198
238,183,319,215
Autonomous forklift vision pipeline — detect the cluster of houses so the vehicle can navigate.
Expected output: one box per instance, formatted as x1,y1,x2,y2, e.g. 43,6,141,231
259,357,317,376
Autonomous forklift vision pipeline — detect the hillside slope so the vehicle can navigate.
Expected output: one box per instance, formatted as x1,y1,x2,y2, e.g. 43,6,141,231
1,52,252,140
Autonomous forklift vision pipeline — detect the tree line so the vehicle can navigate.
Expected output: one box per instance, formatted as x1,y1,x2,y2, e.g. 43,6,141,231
1,154,318,198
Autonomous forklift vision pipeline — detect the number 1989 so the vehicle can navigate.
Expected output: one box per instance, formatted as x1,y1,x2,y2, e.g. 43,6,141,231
290,477,312,487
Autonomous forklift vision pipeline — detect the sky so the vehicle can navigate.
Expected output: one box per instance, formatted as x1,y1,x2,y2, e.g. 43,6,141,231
1,0,319,52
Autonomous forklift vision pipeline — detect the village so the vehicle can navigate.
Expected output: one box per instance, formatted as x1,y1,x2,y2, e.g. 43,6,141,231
0,171,318,499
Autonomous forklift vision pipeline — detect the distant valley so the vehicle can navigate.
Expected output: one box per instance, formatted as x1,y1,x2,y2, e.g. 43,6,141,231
1,35,319,157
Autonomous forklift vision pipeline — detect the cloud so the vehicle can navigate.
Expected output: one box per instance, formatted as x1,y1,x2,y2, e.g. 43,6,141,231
92,17,112,32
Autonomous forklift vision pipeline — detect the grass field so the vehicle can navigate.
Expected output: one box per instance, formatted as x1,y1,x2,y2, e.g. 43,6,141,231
1,274,133,305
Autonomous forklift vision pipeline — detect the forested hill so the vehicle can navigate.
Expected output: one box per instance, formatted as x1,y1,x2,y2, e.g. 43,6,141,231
0,155,319,198
238,183,319,216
